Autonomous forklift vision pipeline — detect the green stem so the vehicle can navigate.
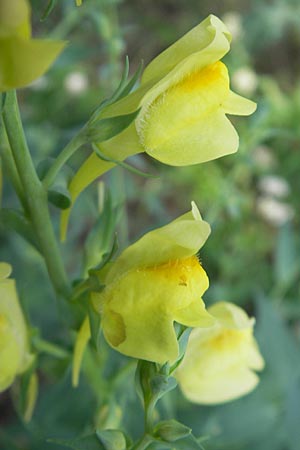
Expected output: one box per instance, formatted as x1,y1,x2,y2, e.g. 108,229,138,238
2,90,70,299
144,395,158,433
43,131,85,188
32,336,70,359
0,118,28,211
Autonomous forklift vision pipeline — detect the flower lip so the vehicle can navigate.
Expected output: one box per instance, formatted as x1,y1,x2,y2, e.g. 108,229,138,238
92,203,213,364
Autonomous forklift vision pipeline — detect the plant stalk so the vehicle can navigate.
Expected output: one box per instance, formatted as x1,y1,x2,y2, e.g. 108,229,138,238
2,90,70,299
43,131,85,189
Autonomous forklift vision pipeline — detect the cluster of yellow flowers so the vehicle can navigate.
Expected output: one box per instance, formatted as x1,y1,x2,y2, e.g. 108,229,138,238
0,0,264,406
89,203,264,404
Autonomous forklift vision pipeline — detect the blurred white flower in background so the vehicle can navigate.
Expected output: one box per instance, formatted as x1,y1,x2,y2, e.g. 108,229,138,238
222,11,242,41
256,197,294,226
64,71,88,94
232,67,258,96
258,175,290,198
252,145,277,170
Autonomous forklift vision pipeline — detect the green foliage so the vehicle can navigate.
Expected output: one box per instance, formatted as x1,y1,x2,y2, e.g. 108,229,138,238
1,1,300,450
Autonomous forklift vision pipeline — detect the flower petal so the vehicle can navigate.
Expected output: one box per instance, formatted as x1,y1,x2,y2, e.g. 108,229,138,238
60,122,142,241
0,315,21,392
179,365,259,404
105,203,210,283
0,271,33,391
173,297,214,328
176,302,265,404
145,110,239,166
142,15,231,88
209,301,254,330
0,37,66,92
223,90,257,116
0,0,31,39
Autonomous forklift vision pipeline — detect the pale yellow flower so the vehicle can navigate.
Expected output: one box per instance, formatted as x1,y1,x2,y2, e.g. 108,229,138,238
176,302,264,404
92,203,214,364
61,14,256,239
0,0,66,92
0,262,33,392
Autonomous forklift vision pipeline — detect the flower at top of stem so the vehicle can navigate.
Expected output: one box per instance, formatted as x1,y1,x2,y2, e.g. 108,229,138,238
0,0,66,92
91,202,214,364
61,14,257,240
0,262,34,392
175,301,265,404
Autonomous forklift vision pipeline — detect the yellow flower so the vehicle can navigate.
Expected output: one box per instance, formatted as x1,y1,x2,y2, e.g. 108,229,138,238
0,0,66,92
61,14,256,239
92,203,214,364
0,262,34,392
176,302,264,404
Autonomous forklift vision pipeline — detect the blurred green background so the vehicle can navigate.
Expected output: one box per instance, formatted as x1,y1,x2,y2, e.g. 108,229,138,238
1,0,300,449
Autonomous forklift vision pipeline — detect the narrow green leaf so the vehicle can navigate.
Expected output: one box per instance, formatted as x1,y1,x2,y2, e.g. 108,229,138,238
117,60,143,100
89,58,130,123
94,146,157,179
87,108,140,143
109,56,130,103
96,429,126,450
87,302,102,351
83,187,119,275
41,0,57,21
154,420,191,443
48,185,72,210
38,158,74,209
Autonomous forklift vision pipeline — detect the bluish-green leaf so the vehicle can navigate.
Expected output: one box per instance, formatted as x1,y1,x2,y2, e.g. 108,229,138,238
154,420,191,443
94,146,157,179
96,429,126,450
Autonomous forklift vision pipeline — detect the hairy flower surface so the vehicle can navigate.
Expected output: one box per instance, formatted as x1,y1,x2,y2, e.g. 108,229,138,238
0,263,33,392
176,302,264,404
92,203,214,363
0,0,66,92
61,14,256,239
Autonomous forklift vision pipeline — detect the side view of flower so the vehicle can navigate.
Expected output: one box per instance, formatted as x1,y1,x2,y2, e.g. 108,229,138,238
0,0,66,92
0,262,34,392
176,301,264,404
91,202,214,364
61,14,256,239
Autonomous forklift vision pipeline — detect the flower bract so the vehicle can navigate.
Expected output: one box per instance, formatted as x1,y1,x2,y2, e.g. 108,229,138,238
92,202,214,364
176,301,265,404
